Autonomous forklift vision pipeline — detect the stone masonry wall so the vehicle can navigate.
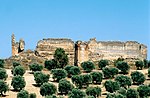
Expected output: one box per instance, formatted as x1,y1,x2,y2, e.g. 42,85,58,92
75,38,147,65
11,34,147,67
35,38,74,65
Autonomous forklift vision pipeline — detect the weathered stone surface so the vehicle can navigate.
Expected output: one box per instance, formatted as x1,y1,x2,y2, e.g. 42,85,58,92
75,38,147,65
5,49,45,69
35,38,74,65
11,34,25,56
9,34,147,68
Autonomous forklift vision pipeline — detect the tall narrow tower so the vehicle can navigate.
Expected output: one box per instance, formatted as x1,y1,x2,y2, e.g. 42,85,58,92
11,33,17,56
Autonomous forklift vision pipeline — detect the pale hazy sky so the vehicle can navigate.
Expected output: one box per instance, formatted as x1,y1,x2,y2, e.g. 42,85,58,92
0,0,149,59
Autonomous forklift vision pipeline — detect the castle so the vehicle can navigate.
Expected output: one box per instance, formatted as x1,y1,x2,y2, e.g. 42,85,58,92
11,34,147,66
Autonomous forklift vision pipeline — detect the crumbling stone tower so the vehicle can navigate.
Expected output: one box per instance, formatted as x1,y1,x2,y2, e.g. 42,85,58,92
11,34,25,56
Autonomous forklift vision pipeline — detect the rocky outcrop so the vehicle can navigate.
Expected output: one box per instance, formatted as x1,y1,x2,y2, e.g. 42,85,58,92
5,50,45,69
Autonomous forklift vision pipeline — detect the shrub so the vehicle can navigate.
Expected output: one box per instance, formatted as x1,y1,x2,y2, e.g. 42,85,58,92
51,69,67,82
0,59,4,68
29,93,36,98
115,75,132,88
58,79,74,95
135,60,144,70
81,61,95,72
137,85,150,98
40,83,57,96
34,71,49,86
126,88,138,98
102,67,118,79
11,75,26,91
64,65,81,77
17,90,29,98
90,71,103,84
12,66,25,76
13,62,21,68
54,48,68,68
98,59,109,69
148,67,150,77
0,80,9,96
116,61,130,74
86,86,101,98
104,80,120,93
29,63,43,72
131,71,146,85
44,59,56,70
68,88,86,98
71,74,92,88
0,68,8,80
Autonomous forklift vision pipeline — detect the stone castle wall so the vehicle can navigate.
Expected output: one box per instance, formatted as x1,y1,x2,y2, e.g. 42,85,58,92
75,38,147,65
35,38,74,65
11,35,147,66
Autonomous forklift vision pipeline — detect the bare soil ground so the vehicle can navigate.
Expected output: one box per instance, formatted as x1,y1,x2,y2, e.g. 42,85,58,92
2,68,150,98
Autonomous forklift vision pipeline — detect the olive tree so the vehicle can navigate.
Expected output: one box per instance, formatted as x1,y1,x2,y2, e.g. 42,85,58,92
81,61,95,72
17,90,29,98
54,48,68,68
13,62,21,68
51,69,67,82
58,79,74,95
106,93,125,98
116,61,130,74
40,83,57,96
0,80,9,96
131,71,146,85
44,59,56,70
29,63,43,72
126,88,138,98
64,65,81,77
104,80,120,93
12,66,25,76
102,67,118,79
137,85,150,98
0,59,4,68
29,93,36,98
0,68,8,80
117,87,127,96
86,86,101,98
68,88,86,98
135,60,144,70
90,71,103,84
34,71,50,86
143,59,148,68
115,75,132,89
148,60,150,68
11,75,26,91
98,59,109,69
71,74,92,88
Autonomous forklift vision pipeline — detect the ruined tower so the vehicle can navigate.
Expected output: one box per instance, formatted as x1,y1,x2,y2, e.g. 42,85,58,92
11,34,25,56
